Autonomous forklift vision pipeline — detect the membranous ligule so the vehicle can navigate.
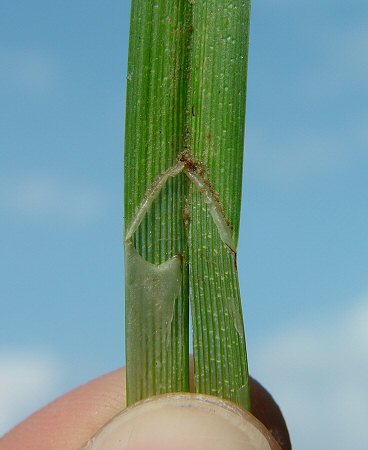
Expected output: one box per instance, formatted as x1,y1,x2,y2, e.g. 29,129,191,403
125,240,182,404
125,241,182,332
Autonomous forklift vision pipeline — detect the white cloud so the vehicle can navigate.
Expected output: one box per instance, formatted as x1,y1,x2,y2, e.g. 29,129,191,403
305,22,368,99
250,297,368,450
0,175,109,224
246,117,368,185
245,8,368,185
246,131,341,184
0,48,60,93
0,350,64,436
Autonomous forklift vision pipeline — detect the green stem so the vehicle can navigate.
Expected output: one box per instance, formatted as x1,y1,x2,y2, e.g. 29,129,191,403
187,0,252,410
124,0,191,406
124,0,251,410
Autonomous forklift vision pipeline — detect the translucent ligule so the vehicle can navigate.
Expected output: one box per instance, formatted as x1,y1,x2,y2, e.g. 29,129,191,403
125,241,182,405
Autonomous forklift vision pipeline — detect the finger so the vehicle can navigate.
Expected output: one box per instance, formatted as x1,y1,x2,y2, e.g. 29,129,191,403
1,368,127,450
250,378,291,450
1,368,291,450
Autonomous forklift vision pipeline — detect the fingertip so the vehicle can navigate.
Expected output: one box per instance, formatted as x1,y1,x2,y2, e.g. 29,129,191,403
82,394,281,450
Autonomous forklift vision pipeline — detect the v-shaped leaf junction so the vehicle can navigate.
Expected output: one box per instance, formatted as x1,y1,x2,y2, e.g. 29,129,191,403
125,150,236,254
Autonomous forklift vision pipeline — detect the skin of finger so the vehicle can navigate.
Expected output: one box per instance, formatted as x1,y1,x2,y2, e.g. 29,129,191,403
250,378,291,450
1,368,291,450
0,369,126,450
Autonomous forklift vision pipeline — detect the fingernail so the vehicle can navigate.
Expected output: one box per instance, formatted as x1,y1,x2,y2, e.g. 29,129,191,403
81,393,281,450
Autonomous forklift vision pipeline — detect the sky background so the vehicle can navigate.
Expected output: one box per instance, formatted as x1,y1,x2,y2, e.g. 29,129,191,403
1,1,367,448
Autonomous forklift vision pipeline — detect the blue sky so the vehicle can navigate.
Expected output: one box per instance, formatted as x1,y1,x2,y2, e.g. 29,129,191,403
1,1,367,448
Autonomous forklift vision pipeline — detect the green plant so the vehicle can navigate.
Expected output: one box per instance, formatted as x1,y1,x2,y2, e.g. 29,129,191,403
124,0,251,411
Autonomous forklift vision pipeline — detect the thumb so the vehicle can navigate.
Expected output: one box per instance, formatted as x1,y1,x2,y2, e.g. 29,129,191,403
82,393,281,450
